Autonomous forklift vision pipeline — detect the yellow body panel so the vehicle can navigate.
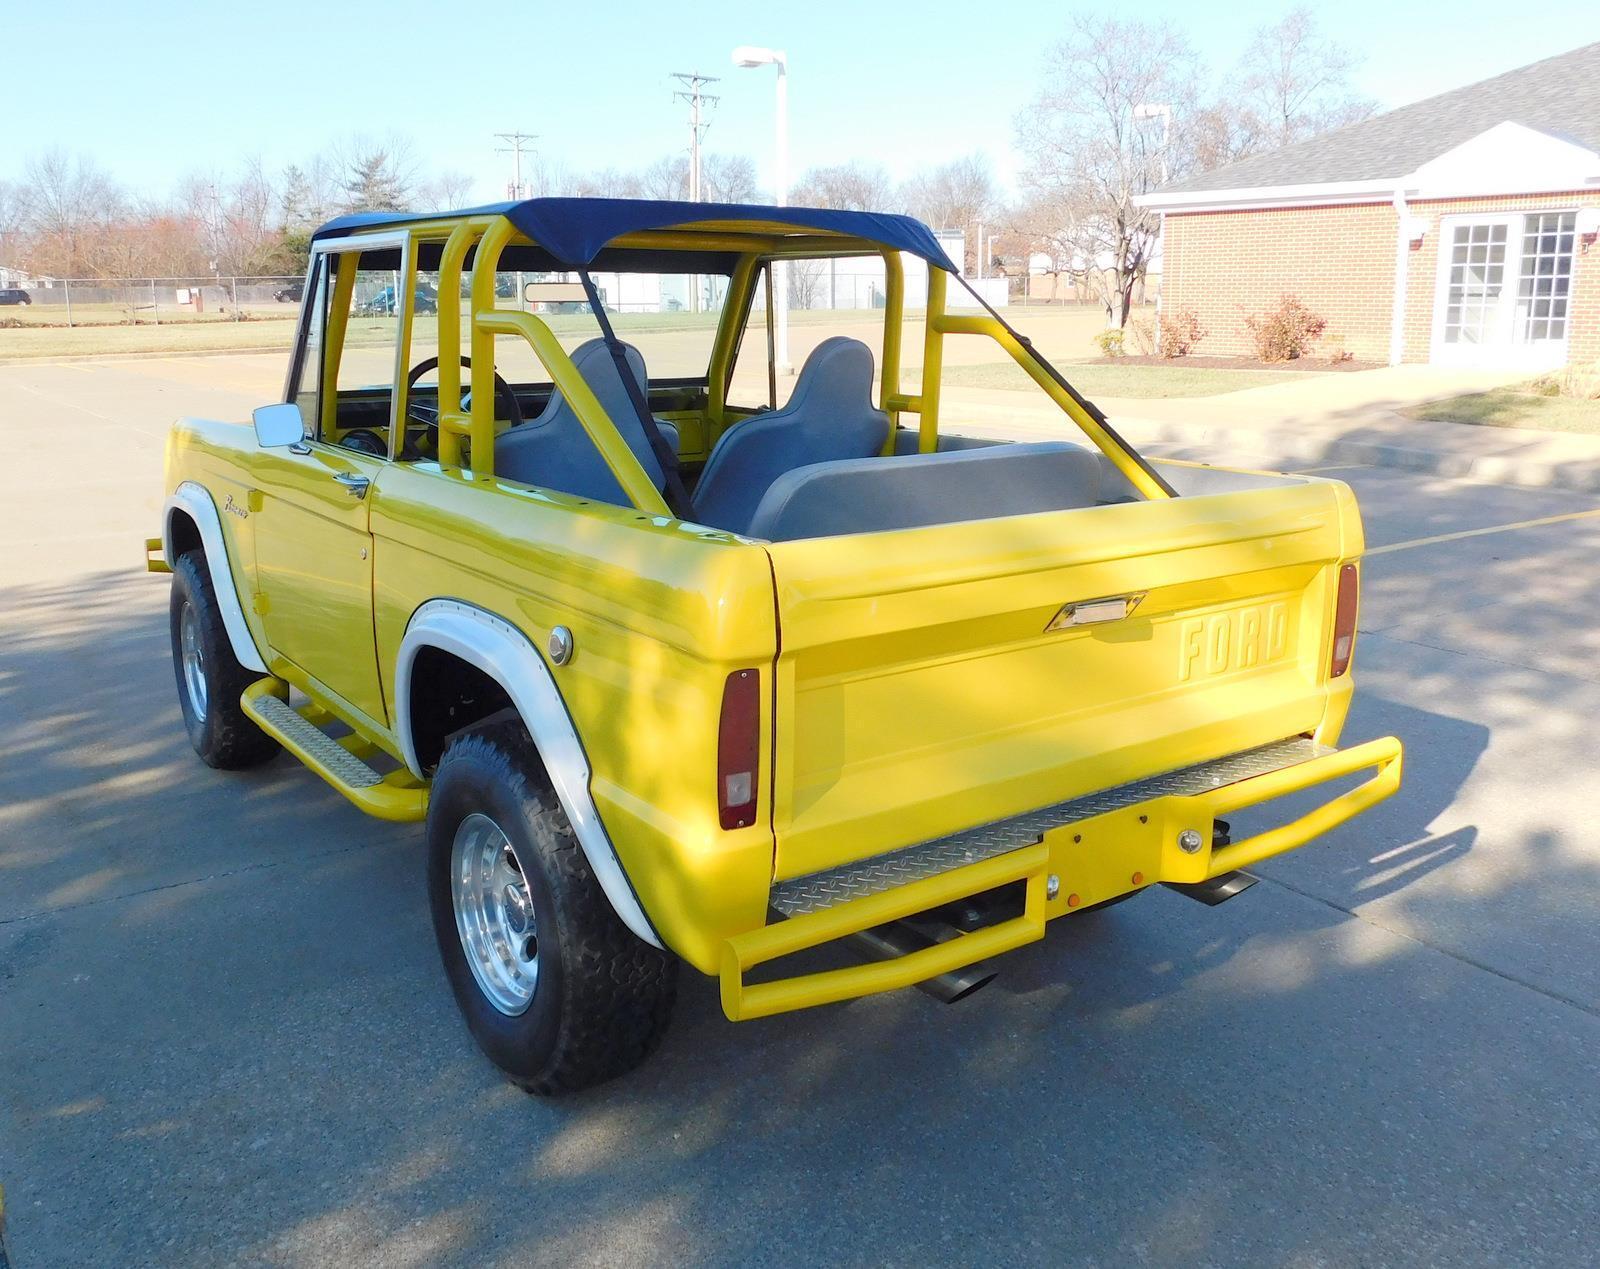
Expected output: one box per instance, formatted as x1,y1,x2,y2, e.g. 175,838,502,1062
157,210,1401,1013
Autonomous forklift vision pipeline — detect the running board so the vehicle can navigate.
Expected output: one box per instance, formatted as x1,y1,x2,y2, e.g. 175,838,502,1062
241,679,428,822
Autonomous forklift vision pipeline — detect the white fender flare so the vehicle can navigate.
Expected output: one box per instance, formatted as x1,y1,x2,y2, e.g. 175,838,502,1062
395,599,662,949
163,482,268,673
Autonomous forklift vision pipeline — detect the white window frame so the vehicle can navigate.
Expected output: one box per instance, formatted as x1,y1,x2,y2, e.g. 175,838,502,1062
1430,210,1577,370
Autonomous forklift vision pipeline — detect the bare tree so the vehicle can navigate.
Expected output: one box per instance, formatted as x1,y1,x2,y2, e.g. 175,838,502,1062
1235,9,1376,151
16,149,124,276
791,161,892,210
526,155,575,198
898,155,996,272
788,258,827,309
1016,19,1197,326
703,154,758,203
899,155,995,228
420,170,477,211
572,166,645,198
226,157,280,273
637,155,689,200
0,181,19,237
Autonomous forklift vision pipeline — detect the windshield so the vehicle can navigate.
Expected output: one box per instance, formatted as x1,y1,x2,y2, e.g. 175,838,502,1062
398,268,736,389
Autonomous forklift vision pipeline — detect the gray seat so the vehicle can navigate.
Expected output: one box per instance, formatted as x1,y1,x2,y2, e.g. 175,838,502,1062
692,336,889,534
744,441,1109,541
495,338,678,506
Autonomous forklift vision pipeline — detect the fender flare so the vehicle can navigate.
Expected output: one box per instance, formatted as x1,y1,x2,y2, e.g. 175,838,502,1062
163,482,268,673
395,598,663,950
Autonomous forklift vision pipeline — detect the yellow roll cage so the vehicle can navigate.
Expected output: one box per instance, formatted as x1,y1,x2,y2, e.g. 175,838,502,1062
320,211,1171,509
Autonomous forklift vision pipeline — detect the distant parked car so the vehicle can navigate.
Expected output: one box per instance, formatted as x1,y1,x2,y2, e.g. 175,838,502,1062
357,282,438,316
273,281,304,303
0,288,32,306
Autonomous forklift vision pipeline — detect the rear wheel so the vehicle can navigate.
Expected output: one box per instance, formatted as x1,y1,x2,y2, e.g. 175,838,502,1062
426,721,677,1094
169,552,279,769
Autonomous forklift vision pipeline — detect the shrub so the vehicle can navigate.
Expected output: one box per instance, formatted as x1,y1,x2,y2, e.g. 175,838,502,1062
1538,365,1600,399
1244,295,1327,362
1093,327,1126,358
1129,318,1156,356
1157,307,1205,358
1321,334,1353,365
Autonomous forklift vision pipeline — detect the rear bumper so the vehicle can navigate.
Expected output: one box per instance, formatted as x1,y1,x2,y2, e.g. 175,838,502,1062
720,735,1402,1021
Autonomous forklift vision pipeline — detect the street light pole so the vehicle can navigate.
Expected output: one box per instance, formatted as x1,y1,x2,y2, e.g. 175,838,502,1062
733,45,791,373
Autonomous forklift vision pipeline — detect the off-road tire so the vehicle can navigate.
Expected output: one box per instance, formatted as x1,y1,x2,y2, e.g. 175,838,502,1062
426,720,677,1094
169,552,279,769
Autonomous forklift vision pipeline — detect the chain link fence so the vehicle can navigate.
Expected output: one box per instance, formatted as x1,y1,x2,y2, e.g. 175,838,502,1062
1,276,306,327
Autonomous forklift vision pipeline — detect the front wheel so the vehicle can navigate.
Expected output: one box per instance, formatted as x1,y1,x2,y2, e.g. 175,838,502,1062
426,721,677,1094
169,552,279,769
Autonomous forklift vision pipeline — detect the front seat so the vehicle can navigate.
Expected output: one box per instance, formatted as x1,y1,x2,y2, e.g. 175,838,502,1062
495,338,678,506
692,336,890,534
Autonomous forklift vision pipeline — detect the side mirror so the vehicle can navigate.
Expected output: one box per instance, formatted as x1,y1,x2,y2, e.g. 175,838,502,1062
253,403,307,448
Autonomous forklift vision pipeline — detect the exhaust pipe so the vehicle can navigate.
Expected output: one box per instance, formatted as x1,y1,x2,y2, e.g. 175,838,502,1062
847,920,998,1004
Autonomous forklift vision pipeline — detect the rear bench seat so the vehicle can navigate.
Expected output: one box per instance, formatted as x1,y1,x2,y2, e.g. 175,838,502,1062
737,440,1128,541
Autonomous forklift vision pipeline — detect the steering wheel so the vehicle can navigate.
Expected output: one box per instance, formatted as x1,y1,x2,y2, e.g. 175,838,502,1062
404,355,523,455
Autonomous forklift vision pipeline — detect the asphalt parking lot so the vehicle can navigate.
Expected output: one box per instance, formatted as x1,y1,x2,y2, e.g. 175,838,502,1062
3,356,1599,1266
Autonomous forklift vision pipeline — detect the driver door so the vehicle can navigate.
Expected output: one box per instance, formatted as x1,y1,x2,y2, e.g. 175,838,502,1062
252,239,404,724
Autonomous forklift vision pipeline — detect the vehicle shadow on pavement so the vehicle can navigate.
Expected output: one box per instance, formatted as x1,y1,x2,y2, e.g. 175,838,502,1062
10,570,1599,1269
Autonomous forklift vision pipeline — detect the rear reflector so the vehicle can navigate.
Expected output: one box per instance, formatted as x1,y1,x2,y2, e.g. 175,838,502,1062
1330,563,1359,678
717,669,761,830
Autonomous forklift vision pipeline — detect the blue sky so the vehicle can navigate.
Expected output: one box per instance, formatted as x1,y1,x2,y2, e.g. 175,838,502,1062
3,0,1594,200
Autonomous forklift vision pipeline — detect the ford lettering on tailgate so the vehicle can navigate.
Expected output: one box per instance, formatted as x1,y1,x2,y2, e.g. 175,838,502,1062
1179,600,1290,681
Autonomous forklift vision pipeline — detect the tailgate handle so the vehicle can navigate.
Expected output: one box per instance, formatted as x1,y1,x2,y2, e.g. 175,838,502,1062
1046,592,1143,631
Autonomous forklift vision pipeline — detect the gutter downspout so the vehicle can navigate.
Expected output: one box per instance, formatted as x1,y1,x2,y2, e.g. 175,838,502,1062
1389,186,1410,366
1153,210,1165,355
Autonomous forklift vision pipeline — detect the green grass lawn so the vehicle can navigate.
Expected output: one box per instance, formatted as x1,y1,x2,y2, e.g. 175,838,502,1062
911,360,1312,399
1404,385,1600,434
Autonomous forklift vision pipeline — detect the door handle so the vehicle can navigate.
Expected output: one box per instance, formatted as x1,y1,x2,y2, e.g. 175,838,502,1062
333,471,371,499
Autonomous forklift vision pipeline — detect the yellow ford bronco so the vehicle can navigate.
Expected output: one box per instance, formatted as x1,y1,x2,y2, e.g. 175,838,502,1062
148,198,1402,1093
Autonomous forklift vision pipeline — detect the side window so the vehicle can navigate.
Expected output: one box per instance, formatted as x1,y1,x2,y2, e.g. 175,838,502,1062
289,262,328,435
728,265,777,411
332,256,405,443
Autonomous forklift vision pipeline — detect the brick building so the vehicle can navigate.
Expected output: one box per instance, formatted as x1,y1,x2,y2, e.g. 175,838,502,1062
1139,43,1600,369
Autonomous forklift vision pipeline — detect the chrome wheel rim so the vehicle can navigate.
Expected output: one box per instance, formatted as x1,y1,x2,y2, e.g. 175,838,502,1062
179,601,208,721
451,813,539,1015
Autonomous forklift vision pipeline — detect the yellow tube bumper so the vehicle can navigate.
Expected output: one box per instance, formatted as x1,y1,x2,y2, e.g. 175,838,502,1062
719,735,1403,1021
721,844,1049,1022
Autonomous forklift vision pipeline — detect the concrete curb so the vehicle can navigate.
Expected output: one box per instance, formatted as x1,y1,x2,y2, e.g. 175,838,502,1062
1115,417,1600,496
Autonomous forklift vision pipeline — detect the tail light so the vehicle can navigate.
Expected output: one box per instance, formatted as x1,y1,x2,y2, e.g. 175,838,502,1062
717,669,761,829
1330,563,1359,678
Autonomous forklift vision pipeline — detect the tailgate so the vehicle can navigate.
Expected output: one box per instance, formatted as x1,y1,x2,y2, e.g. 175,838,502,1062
762,478,1358,880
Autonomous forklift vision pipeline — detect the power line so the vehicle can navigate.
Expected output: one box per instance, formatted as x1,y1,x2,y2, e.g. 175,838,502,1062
669,73,720,201
494,131,538,200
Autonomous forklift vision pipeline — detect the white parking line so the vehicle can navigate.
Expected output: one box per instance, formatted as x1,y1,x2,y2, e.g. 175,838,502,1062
1368,506,1600,555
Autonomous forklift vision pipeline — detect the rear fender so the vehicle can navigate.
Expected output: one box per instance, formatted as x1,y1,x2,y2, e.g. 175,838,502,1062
395,598,663,950
163,481,267,673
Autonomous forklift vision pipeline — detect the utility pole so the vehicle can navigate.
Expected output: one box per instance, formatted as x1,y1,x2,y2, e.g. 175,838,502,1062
669,72,720,202
670,72,719,313
494,131,538,200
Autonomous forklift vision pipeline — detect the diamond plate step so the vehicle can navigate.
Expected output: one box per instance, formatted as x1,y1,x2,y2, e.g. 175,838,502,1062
246,692,383,789
770,738,1328,917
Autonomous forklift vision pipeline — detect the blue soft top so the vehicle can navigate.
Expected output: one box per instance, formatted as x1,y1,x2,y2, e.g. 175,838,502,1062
312,197,958,272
